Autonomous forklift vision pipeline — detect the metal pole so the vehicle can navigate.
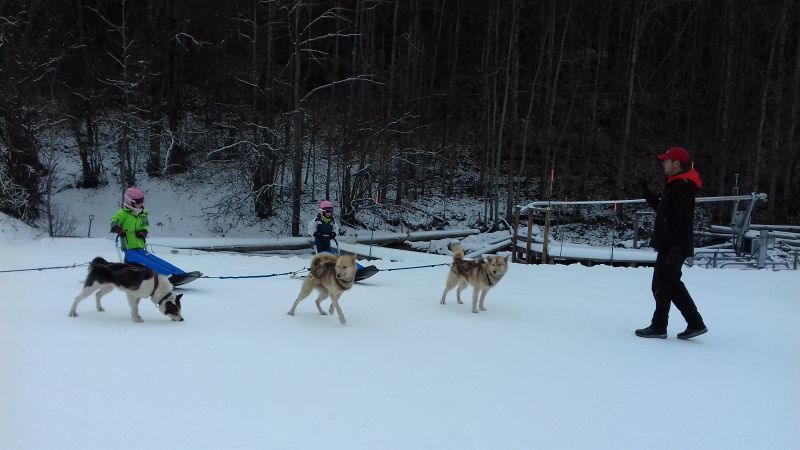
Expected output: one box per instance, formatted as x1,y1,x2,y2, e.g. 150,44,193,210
512,207,521,263
525,209,533,264
542,208,552,264
757,229,768,269
369,204,377,259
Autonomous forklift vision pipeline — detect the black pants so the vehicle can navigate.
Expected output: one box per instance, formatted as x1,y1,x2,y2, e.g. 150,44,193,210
650,251,704,332
314,238,333,253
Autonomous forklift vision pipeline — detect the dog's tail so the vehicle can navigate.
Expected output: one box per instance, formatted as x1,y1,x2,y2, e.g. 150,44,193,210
449,242,465,261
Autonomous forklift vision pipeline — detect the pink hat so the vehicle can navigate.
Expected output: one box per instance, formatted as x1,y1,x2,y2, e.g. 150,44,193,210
656,146,690,163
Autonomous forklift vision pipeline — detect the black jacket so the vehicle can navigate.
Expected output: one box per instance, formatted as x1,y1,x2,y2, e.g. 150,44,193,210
645,168,702,259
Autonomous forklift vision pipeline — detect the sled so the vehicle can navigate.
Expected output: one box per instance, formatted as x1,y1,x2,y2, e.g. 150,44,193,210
116,237,202,286
313,238,379,283
169,271,203,286
354,265,379,282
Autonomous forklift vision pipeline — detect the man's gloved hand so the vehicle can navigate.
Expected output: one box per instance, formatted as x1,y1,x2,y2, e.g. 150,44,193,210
313,231,322,239
330,232,336,239
117,228,126,237
136,230,148,239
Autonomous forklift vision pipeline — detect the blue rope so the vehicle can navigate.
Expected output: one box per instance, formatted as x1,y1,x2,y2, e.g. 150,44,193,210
0,262,90,274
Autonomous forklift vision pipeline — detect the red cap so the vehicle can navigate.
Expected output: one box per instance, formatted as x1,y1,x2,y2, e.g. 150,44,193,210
657,146,690,163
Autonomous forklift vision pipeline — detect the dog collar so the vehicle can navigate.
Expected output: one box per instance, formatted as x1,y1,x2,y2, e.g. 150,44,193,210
335,276,354,289
157,292,172,306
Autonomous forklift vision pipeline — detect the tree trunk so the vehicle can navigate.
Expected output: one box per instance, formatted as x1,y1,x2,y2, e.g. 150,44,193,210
752,0,788,192
767,0,788,220
290,5,304,236
253,0,276,218
715,1,735,196
617,0,644,199
781,5,800,218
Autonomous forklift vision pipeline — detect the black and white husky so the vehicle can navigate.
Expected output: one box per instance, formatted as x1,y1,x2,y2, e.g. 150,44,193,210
69,257,184,322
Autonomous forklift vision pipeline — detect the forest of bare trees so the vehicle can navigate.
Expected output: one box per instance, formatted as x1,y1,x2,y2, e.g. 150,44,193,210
1,0,799,234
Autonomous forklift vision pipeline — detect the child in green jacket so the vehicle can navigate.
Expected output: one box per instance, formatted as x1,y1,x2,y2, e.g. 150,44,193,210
111,187,201,285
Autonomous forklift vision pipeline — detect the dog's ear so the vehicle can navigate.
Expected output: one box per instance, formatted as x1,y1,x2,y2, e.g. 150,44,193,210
503,255,509,262
175,293,183,301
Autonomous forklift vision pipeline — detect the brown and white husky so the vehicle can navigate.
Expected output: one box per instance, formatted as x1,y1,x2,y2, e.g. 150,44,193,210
439,242,509,313
288,253,357,325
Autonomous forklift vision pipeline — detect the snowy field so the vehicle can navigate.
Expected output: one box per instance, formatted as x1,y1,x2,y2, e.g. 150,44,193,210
1,214,798,450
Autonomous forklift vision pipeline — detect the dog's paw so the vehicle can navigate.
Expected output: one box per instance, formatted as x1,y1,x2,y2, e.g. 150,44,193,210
440,299,446,305
68,311,78,317
480,306,487,311
457,300,464,304
320,311,328,315
96,306,105,312
287,311,295,316
471,309,479,313
133,316,144,323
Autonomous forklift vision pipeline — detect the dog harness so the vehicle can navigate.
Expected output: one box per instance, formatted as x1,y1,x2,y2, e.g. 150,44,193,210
452,258,497,287
485,271,495,287
147,273,173,305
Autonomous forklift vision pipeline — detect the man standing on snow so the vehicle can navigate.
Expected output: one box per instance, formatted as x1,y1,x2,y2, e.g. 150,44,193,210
636,147,708,340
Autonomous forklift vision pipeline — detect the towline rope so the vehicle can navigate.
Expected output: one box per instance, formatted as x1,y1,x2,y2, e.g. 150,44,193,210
207,262,452,280
377,262,450,272
200,271,300,280
0,261,451,278
0,262,90,274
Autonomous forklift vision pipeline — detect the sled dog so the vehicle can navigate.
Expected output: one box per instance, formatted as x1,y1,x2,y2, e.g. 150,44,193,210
439,242,509,313
69,257,184,322
288,253,357,325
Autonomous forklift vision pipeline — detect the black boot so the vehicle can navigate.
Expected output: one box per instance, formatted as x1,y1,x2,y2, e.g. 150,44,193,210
677,324,707,340
635,326,667,339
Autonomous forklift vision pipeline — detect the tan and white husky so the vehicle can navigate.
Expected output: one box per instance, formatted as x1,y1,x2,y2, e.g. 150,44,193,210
439,242,508,313
288,253,358,325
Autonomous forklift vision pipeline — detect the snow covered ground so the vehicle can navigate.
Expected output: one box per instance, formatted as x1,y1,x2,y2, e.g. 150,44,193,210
1,214,798,450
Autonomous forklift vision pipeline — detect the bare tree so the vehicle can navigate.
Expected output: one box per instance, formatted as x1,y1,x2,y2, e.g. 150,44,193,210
87,0,146,188
751,0,789,193
781,3,800,218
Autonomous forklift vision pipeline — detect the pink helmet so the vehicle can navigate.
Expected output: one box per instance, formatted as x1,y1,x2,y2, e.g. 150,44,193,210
123,187,144,209
320,200,334,215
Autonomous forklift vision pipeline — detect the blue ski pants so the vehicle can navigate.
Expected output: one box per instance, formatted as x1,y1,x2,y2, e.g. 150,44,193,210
124,249,186,276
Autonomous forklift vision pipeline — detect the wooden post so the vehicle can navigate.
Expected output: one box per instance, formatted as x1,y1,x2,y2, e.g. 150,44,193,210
525,209,533,264
542,207,552,264
512,207,521,263
633,213,640,249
